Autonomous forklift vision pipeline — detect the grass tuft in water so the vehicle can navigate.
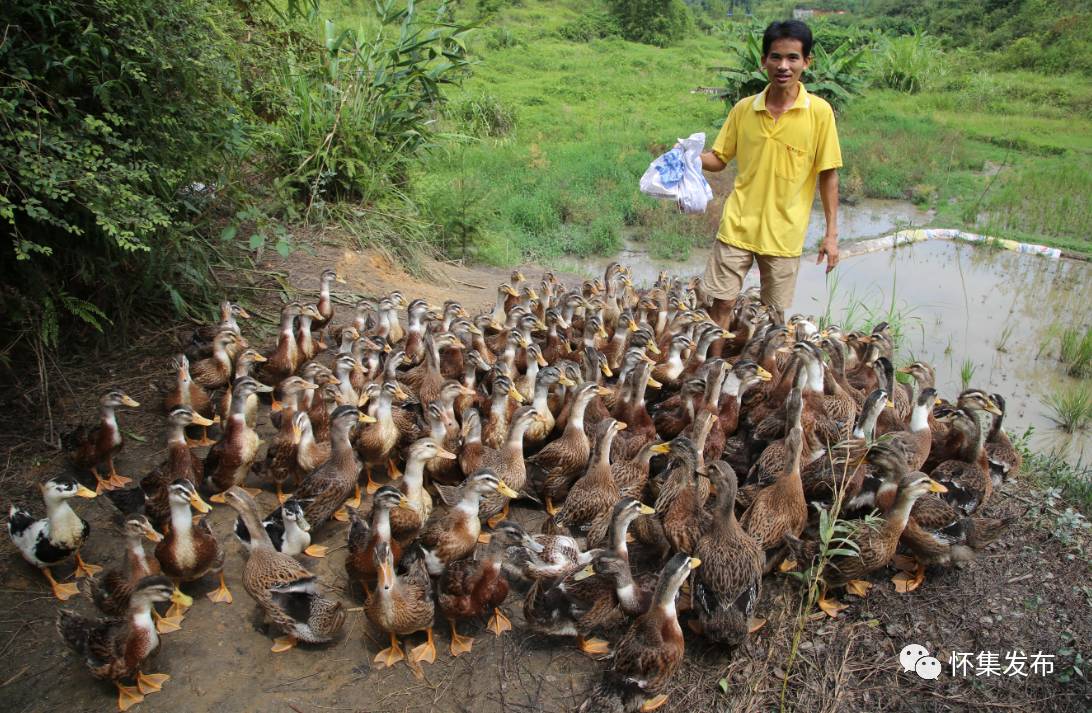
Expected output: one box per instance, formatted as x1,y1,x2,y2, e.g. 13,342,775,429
1045,384,1092,433
995,322,1016,353
1058,327,1092,378
960,358,977,391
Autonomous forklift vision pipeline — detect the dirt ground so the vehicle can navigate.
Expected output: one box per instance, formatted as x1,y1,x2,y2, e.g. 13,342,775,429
0,235,1089,713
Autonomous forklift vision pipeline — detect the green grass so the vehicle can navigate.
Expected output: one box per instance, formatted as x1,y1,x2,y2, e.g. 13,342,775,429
841,73,1092,254
310,1,1092,265
1023,449,1092,518
1046,384,1092,433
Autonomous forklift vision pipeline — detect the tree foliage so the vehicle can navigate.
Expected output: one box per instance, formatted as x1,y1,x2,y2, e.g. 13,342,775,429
0,0,252,349
0,0,472,367
605,0,693,47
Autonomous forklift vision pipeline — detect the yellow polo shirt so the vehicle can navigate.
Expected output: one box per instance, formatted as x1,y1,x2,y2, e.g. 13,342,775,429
712,84,842,257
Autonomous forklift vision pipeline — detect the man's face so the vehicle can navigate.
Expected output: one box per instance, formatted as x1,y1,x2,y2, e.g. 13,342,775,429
762,37,810,90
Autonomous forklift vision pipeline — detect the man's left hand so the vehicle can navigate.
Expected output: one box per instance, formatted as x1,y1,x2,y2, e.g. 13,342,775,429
816,234,839,273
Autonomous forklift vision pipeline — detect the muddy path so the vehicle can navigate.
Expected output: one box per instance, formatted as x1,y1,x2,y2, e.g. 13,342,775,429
0,238,1088,713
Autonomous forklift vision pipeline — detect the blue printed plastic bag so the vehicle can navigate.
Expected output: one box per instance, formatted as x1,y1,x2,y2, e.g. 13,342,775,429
639,132,713,214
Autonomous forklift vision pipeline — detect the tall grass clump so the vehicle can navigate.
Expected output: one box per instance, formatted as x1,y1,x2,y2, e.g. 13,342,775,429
1058,327,1092,378
960,358,977,391
870,32,945,93
1046,384,1092,433
271,5,472,211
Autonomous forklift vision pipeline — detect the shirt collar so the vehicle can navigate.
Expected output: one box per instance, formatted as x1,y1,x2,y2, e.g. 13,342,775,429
752,83,811,112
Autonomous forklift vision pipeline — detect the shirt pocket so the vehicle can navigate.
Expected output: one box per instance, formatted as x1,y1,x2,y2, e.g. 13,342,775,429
774,140,809,182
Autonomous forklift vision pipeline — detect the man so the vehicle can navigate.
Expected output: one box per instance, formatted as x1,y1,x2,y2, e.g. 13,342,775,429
700,19,842,327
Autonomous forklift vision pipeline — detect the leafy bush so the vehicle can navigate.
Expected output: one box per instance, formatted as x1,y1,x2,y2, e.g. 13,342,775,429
483,26,523,50
476,0,522,20
0,0,252,354
558,10,621,42
605,0,693,47
870,32,945,93
805,41,867,111
714,30,769,104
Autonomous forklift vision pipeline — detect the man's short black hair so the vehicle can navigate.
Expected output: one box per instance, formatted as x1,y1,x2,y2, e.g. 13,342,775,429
762,20,813,57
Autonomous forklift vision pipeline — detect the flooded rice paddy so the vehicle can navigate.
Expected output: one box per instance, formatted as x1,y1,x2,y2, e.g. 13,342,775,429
571,201,1090,462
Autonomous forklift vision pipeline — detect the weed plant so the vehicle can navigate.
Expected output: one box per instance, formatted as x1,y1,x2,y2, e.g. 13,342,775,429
1046,384,1092,434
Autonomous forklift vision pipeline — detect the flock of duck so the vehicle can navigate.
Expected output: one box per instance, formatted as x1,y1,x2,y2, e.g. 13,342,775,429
7,264,1022,712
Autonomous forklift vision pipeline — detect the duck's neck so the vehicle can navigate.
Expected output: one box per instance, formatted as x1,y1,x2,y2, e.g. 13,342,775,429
531,378,551,413
909,399,930,433
594,432,616,471
523,359,539,391
607,515,633,560
568,395,592,434
408,309,426,336
129,597,158,646
177,368,194,397
885,485,919,536
489,392,509,421
609,329,627,353
428,416,447,442
492,293,507,324
99,404,119,433
402,457,426,500
298,424,316,458
424,338,442,374
44,496,77,524
457,489,483,519
330,422,358,468
652,580,681,622
505,421,530,457
385,307,403,341
372,505,392,545
297,314,314,341
168,499,195,541
804,357,824,394
233,359,255,380
965,411,989,461
336,367,355,402
126,534,151,575
667,344,685,372
852,406,881,441
167,423,187,449
279,310,296,340
462,361,478,391
212,340,232,373
613,570,639,611
237,502,273,550
720,372,742,401
375,393,394,428
637,443,660,468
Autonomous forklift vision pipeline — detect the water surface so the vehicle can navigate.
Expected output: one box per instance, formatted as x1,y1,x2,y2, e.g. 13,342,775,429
567,205,1090,462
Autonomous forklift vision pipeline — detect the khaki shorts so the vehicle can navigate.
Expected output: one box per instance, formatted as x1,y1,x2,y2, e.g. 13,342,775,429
703,239,800,317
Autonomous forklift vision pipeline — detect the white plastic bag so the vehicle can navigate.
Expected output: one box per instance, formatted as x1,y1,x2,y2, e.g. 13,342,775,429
639,132,713,214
